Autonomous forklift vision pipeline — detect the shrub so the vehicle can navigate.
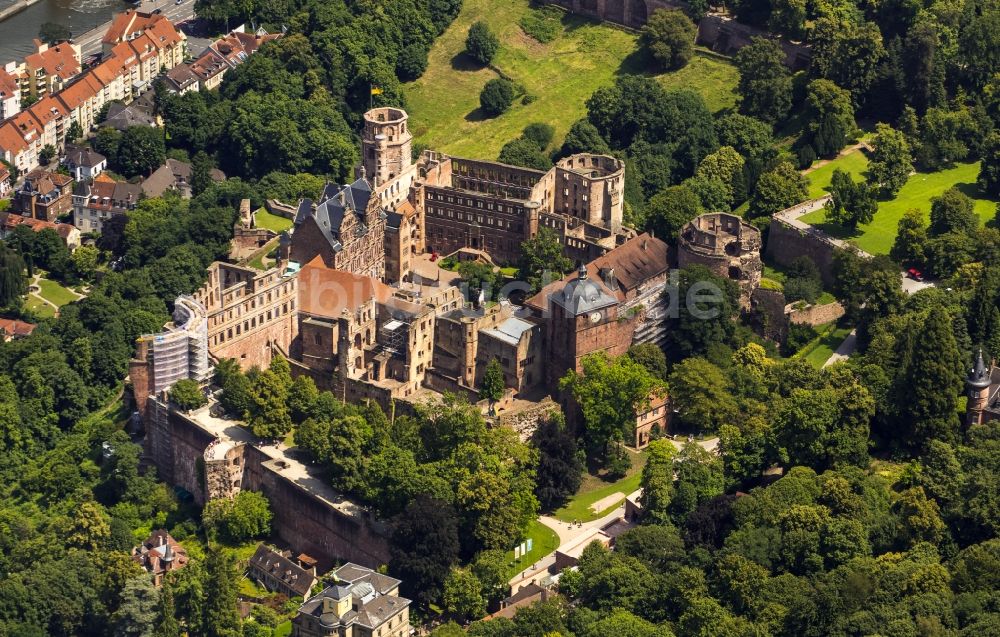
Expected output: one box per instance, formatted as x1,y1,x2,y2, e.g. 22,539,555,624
519,7,562,43
480,79,515,117
522,122,555,150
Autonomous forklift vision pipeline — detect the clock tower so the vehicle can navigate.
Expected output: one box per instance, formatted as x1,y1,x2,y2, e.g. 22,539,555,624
541,263,629,388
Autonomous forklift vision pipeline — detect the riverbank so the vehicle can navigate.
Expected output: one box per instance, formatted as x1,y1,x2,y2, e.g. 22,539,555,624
0,0,43,24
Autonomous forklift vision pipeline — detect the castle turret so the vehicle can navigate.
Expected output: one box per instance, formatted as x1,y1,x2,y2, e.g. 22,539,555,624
361,107,412,188
965,349,992,427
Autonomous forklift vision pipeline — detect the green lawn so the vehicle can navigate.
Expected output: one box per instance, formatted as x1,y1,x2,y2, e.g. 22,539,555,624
805,149,871,199
553,451,646,523
25,295,56,318
506,520,560,579
795,322,852,368
255,207,293,233
800,161,997,254
274,622,292,637
655,50,738,113
36,276,79,306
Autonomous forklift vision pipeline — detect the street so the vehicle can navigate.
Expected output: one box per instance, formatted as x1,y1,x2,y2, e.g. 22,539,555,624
73,0,197,60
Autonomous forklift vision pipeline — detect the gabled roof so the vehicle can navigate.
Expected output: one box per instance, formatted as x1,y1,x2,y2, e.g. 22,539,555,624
0,69,17,100
63,144,106,169
297,256,393,318
24,42,80,80
27,96,68,130
296,179,374,253
0,122,28,155
586,232,669,293
248,544,316,597
57,74,102,112
0,318,36,338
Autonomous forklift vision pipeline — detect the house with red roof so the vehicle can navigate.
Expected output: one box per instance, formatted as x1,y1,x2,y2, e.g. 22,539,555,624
22,40,82,100
0,65,20,121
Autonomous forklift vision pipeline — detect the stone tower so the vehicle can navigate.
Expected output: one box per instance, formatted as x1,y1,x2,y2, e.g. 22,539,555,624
362,107,412,188
965,349,992,427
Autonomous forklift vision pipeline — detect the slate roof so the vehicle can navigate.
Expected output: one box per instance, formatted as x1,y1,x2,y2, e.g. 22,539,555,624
247,544,316,598
332,562,402,596
296,179,374,253
63,144,106,169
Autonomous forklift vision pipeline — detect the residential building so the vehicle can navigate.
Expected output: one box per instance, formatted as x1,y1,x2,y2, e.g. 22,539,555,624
100,92,159,130
142,158,225,199
248,544,319,600
131,530,189,586
186,27,282,91
0,213,81,250
0,119,35,174
0,317,37,341
292,564,410,637
72,173,140,233
102,9,186,68
288,179,387,280
0,164,11,198
22,40,82,100
57,74,107,134
13,168,73,221
62,144,107,180
0,65,20,120
164,64,199,95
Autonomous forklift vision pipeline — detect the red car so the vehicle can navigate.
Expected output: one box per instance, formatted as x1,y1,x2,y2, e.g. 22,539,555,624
907,268,924,281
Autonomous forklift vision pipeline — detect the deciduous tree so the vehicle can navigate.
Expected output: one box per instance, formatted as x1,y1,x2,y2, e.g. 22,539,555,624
641,9,697,71
868,123,913,196
735,38,792,124
466,21,499,65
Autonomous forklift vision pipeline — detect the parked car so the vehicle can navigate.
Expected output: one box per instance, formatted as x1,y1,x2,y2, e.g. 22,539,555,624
907,267,924,281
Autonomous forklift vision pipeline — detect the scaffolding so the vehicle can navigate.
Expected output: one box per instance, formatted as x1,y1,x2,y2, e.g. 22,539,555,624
378,317,409,358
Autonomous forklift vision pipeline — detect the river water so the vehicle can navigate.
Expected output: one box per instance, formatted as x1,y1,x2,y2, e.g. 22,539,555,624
0,0,131,64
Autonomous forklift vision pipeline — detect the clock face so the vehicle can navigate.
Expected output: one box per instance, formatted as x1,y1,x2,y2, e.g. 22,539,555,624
589,311,602,324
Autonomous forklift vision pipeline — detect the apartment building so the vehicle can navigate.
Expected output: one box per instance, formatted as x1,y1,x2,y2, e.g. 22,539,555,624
0,66,20,121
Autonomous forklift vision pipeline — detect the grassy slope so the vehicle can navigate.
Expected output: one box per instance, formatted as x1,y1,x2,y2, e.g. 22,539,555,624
403,0,737,159
656,50,738,113
505,520,560,579
553,450,646,523
800,158,997,254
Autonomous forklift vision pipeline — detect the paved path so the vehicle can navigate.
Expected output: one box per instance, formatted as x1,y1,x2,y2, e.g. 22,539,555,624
823,329,857,367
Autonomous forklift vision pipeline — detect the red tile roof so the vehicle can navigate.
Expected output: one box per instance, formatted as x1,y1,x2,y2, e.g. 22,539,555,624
57,74,101,112
0,318,37,338
0,122,28,155
0,69,17,100
24,42,81,81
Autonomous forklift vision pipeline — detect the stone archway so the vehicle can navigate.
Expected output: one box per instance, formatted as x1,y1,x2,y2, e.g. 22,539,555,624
627,0,648,27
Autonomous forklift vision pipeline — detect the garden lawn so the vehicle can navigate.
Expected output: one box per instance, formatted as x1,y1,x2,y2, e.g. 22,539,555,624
25,295,56,318
801,161,997,254
254,207,293,233
504,520,560,579
796,322,852,368
553,450,646,523
654,50,738,113
404,0,638,158
37,276,80,306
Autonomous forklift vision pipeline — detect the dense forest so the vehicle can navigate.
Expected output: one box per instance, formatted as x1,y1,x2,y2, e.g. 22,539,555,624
0,0,998,633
